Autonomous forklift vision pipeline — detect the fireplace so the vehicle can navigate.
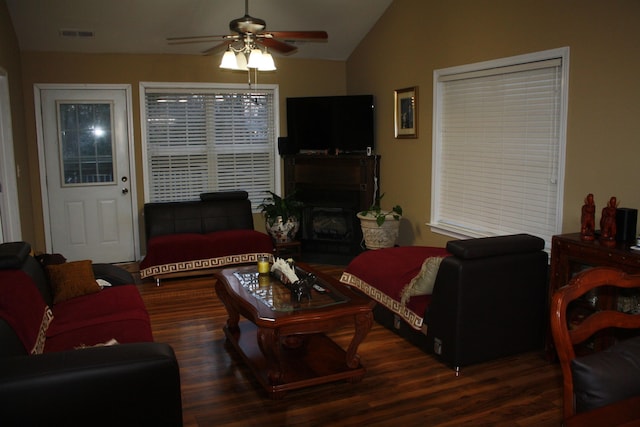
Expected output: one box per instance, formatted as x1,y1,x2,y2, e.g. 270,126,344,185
308,208,353,241
283,154,380,258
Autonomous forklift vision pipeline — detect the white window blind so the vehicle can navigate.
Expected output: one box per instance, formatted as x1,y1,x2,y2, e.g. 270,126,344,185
143,86,276,210
431,49,569,248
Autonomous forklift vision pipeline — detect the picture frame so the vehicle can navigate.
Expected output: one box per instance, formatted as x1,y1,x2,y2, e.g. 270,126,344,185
394,86,418,138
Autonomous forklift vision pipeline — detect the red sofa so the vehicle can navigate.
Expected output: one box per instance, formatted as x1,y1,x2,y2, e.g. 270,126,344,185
140,191,274,284
0,241,182,426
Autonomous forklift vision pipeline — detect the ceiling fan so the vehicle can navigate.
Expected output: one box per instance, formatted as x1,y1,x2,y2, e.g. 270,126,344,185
167,0,328,57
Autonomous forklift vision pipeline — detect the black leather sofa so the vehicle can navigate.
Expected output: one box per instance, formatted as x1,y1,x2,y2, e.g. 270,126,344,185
341,234,549,371
139,191,274,284
0,242,183,426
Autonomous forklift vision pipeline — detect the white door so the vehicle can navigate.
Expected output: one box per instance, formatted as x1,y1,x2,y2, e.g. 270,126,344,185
38,87,136,263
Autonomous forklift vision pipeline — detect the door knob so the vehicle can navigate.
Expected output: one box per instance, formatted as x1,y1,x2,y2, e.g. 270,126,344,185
122,188,129,194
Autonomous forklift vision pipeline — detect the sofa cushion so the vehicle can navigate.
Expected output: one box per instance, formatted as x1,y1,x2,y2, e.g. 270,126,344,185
340,246,450,330
45,285,153,352
140,233,213,271
571,335,640,413
0,270,53,354
205,229,274,255
46,260,101,304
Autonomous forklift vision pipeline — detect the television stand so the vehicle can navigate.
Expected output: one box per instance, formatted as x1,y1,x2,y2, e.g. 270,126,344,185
283,154,380,257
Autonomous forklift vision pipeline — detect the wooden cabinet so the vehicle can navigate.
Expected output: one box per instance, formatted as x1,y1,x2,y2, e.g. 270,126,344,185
547,232,640,356
283,154,380,256
549,233,640,296
284,154,379,208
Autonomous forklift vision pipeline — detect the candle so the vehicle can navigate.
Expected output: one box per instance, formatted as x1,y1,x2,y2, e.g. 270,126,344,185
257,256,270,274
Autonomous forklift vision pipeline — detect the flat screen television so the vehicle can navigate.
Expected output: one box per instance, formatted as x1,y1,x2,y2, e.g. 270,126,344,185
286,95,375,154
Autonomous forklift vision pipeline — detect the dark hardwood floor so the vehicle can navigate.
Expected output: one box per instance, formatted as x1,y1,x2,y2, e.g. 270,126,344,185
133,264,564,426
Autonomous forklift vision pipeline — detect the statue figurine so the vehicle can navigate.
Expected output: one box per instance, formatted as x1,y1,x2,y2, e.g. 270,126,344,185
580,193,596,241
599,196,618,247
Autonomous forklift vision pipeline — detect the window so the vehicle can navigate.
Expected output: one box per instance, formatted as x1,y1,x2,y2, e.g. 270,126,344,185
431,48,569,248
140,83,279,210
58,102,114,185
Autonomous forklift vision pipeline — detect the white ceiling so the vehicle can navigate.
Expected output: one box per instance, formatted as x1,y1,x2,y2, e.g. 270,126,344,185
5,0,393,61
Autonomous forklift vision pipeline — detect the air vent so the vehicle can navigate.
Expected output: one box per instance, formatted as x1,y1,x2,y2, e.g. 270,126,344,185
59,29,95,38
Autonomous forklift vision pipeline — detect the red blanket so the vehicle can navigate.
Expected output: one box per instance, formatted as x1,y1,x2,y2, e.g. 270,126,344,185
0,270,52,354
340,246,450,330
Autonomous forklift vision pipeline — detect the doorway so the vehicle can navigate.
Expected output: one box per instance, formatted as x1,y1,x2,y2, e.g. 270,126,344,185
0,69,21,243
35,84,138,263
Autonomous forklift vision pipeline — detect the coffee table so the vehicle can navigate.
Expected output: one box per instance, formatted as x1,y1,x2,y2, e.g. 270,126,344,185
214,263,375,399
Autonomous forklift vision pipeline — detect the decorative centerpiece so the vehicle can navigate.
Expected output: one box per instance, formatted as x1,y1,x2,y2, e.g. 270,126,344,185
258,191,303,243
271,257,314,302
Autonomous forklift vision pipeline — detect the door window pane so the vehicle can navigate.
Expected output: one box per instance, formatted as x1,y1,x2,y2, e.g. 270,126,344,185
58,102,115,185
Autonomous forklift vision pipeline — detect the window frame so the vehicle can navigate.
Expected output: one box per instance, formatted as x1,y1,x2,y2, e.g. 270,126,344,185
139,82,281,211
430,47,570,248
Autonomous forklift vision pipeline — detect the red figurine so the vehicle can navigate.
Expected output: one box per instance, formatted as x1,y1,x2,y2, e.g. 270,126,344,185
580,193,596,241
599,196,618,247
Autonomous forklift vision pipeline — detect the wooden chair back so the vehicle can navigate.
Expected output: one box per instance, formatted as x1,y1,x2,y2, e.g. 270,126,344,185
549,266,640,420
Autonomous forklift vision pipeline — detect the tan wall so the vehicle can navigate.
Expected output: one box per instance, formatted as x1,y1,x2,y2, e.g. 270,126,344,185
18,52,346,253
6,0,640,252
0,0,33,244
347,0,640,247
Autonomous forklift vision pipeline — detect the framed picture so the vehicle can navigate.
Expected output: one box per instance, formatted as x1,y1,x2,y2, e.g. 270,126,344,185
394,86,418,138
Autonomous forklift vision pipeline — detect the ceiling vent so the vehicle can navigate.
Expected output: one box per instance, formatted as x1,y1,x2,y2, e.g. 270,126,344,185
59,29,95,38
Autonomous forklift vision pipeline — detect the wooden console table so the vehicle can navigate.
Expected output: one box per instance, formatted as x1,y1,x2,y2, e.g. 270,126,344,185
549,233,640,296
547,232,640,355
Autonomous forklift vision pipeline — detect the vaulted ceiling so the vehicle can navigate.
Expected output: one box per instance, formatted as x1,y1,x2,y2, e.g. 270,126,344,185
5,0,393,61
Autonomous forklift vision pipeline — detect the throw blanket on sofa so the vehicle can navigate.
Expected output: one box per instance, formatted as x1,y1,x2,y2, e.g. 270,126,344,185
340,246,450,331
139,229,274,279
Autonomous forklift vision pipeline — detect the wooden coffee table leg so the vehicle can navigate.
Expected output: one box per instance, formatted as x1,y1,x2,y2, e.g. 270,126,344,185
215,281,240,331
257,327,283,386
345,311,373,369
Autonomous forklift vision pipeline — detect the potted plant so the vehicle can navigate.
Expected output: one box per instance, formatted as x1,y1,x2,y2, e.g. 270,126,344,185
258,191,304,243
357,194,403,249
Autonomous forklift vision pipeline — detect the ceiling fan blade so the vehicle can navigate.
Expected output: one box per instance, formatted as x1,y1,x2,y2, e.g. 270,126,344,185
259,38,298,54
202,41,232,56
167,35,229,45
267,31,328,41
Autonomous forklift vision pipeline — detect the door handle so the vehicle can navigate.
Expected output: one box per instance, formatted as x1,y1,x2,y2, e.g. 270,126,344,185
122,188,129,194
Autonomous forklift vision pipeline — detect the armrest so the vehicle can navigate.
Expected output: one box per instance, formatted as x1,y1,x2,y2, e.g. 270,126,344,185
92,263,136,285
0,343,182,426
426,247,548,367
0,241,31,269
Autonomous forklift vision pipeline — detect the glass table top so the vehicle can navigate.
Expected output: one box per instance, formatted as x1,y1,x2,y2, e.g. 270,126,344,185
232,266,349,312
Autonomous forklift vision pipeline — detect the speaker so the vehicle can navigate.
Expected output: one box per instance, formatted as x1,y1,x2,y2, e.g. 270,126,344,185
616,207,637,242
277,137,298,156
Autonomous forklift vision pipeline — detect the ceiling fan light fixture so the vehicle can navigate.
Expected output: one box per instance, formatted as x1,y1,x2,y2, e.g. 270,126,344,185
247,48,263,68
258,51,276,71
220,49,238,69
235,52,248,70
